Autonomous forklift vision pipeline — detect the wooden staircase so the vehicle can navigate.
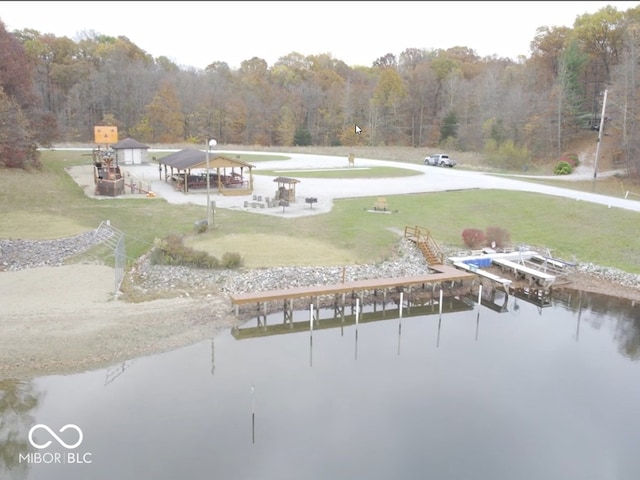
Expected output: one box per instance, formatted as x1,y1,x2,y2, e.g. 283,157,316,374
404,225,445,266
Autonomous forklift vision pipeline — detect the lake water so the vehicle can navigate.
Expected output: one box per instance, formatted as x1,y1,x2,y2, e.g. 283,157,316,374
2,289,639,480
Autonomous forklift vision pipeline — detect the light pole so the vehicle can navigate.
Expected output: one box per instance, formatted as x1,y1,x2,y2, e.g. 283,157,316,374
206,138,217,226
593,89,608,181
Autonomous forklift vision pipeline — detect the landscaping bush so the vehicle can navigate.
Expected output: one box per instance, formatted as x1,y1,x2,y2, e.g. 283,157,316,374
553,161,573,175
560,153,579,168
485,226,511,248
221,252,244,269
461,228,486,249
150,234,244,269
150,234,219,268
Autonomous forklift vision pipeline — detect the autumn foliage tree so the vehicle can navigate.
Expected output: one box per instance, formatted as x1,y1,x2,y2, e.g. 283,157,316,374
2,5,640,179
0,20,41,168
135,81,184,143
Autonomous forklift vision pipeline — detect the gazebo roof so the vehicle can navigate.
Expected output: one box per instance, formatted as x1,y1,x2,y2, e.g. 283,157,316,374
273,176,300,184
111,138,149,150
159,149,255,170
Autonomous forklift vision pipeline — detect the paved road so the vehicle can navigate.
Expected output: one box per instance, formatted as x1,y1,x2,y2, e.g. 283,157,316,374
202,151,640,216
61,148,640,216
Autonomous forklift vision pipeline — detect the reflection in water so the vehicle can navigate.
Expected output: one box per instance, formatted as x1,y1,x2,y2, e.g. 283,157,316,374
211,338,215,376
3,288,639,480
0,380,42,480
556,289,640,359
233,286,639,364
104,361,133,387
250,385,256,445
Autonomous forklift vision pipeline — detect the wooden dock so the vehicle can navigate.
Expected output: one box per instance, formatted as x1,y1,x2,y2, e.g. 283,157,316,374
230,263,476,317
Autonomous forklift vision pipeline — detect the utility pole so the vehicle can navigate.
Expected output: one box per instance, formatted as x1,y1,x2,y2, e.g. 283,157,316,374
593,89,608,180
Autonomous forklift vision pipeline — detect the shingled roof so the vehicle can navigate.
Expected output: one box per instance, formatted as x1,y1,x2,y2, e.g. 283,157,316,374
111,138,149,149
158,149,255,170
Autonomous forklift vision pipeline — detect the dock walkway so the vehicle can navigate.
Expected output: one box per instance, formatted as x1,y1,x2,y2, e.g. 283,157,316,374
230,264,475,316
491,258,556,287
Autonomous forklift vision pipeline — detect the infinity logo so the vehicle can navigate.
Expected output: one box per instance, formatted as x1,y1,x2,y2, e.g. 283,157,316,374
28,424,83,450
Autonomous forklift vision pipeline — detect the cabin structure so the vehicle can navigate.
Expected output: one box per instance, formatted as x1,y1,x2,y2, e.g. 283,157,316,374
158,149,255,196
111,138,150,165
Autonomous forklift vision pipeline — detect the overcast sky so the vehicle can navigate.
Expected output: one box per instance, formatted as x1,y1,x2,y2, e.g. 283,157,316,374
2,1,639,70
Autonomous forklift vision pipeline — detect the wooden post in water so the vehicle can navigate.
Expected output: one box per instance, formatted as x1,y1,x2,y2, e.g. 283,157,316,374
399,292,404,318
439,289,444,315
309,303,314,367
251,385,256,444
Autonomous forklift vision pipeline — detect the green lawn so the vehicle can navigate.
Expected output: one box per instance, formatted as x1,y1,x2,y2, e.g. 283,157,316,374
497,174,640,199
217,152,291,162
2,150,639,274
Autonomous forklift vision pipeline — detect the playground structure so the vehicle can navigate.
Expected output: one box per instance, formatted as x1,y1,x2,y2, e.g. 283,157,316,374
93,146,124,197
92,125,125,197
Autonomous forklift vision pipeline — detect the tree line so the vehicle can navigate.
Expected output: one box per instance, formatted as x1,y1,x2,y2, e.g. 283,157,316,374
1,4,640,177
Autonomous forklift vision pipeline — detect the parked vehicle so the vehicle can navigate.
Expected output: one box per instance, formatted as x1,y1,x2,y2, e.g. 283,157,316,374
424,153,456,167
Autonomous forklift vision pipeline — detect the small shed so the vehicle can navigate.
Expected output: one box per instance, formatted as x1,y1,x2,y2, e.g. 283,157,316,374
111,138,150,165
273,177,300,203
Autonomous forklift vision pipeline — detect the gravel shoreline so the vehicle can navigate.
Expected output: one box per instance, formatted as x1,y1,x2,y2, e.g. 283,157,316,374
3,229,638,299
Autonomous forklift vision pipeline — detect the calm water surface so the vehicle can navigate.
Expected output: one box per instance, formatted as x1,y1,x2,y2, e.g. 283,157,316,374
2,290,640,480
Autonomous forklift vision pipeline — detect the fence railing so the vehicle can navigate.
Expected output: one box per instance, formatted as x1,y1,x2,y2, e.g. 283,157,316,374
94,220,126,295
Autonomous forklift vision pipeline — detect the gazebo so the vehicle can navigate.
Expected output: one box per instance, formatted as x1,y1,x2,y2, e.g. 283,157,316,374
158,149,255,195
273,176,300,203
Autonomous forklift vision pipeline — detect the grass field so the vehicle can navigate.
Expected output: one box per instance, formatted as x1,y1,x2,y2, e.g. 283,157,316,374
1,148,639,274
501,174,640,199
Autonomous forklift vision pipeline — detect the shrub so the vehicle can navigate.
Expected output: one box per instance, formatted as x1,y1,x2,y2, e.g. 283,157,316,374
221,252,244,269
485,226,510,248
554,161,573,175
483,138,531,170
560,153,579,168
150,234,219,268
462,228,486,249
149,234,244,269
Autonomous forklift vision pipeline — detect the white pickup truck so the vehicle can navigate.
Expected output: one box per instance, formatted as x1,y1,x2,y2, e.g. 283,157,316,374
424,153,456,167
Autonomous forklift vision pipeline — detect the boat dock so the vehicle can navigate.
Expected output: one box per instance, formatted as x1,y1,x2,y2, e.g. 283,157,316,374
230,263,476,317
449,249,561,290
491,257,556,288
